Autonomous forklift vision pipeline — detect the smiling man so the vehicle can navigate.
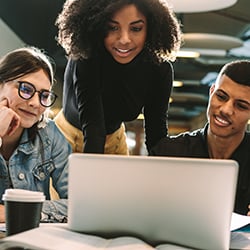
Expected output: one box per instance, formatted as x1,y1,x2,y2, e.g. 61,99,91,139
150,60,250,216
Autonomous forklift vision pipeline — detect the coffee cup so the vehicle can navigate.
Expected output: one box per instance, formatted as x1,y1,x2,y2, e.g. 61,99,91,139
2,189,45,236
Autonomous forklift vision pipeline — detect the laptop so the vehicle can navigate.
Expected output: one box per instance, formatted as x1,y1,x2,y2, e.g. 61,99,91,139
68,153,239,250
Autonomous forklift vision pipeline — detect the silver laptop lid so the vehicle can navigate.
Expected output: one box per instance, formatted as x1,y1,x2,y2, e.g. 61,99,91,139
68,153,238,250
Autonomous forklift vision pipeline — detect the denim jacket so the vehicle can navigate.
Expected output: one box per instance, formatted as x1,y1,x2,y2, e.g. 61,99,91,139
0,119,72,222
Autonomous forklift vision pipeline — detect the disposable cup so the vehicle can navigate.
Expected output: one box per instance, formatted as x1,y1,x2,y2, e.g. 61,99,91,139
2,189,45,236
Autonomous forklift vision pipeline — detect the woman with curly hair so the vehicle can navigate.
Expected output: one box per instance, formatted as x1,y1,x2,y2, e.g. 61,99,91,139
54,0,182,154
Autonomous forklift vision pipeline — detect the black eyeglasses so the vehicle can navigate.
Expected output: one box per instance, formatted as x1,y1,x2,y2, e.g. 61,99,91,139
16,81,57,107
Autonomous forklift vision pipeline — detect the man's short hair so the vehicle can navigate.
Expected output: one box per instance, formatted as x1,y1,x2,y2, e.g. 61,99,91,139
218,60,250,86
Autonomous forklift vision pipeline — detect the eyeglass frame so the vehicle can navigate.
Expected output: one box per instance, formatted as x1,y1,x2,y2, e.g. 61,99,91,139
13,80,57,107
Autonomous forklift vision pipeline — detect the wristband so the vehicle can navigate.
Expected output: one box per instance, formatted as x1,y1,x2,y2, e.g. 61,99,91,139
0,137,2,148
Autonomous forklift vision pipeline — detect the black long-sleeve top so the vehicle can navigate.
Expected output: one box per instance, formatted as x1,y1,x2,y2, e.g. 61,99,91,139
150,124,250,215
62,49,173,153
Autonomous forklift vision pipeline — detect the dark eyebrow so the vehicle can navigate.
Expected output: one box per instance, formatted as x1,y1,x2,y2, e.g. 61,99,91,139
237,99,250,107
108,19,145,25
17,80,51,92
218,89,250,107
130,20,145,25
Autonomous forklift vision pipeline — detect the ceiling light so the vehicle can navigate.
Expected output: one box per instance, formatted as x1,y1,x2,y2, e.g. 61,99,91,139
167,0,237,13
182,33,243,50
173,81,183,87
177,50,200,58
182,48,227,57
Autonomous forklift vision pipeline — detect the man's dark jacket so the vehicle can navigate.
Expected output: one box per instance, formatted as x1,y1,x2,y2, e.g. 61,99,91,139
150,124,250,215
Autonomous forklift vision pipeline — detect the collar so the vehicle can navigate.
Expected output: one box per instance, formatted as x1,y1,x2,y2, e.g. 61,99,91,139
18,128,50,155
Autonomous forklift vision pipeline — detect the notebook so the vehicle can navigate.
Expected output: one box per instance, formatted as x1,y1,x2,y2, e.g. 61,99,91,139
68,153,239,250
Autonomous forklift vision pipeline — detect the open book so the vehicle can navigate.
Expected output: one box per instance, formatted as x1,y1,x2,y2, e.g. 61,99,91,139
1,213,250,250
2,214,250,250
1,225,194,250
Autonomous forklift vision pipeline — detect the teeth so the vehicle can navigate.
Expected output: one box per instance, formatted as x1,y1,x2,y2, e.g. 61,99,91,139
117,48,129,53
216,116,229,125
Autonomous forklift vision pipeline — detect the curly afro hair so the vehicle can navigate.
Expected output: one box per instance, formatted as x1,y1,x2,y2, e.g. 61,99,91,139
56,0,182,63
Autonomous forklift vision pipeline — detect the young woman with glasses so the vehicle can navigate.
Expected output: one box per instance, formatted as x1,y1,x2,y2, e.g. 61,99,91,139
0,47,72,223
55,0,182,154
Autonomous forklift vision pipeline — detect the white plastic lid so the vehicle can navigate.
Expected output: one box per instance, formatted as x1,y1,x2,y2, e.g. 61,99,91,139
2,189,45,202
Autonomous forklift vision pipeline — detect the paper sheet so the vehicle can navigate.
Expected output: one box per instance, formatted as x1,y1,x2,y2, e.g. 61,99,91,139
231,213,250,231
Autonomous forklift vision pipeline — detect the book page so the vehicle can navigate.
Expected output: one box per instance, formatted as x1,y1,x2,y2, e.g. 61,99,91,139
3,226,107,249
106,236,155,249
3,226,157,250
156,244,194,250
231,213,250,231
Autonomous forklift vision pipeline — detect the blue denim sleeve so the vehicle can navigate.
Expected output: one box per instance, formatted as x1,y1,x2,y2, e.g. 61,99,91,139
42,199,68,222
40,120,72,222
